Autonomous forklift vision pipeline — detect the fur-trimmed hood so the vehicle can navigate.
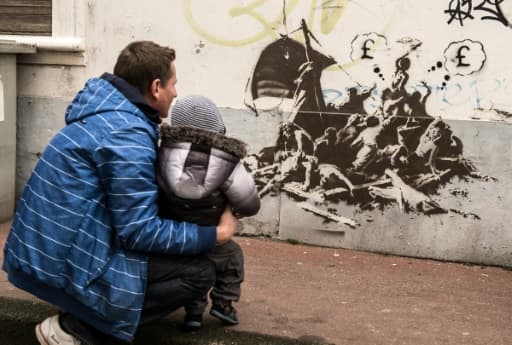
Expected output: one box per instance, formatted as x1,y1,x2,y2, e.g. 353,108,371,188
160,123,247,158
157,123,260,220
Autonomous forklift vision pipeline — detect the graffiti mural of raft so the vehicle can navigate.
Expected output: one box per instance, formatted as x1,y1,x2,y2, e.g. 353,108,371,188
242,20,494,227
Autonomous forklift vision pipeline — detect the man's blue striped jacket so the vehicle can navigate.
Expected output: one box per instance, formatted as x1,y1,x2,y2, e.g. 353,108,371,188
2,75,216,341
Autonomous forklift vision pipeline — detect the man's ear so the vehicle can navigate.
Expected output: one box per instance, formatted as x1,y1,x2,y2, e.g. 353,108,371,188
149,79,161,100
143,79,161,107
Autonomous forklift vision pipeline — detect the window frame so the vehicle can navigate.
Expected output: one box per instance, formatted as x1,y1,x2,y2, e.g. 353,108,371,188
0,0,85,63
0,0,53,37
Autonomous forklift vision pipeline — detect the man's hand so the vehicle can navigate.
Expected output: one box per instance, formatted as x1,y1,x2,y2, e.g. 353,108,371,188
216,207,237,246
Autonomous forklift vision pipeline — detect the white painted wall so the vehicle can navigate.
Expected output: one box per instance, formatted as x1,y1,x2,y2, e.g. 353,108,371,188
13,0,512,123
8,0,512,266
83,0,512,120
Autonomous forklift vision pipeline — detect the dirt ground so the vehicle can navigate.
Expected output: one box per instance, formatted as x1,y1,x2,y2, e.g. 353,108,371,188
1,220,512,344
234,236,512,345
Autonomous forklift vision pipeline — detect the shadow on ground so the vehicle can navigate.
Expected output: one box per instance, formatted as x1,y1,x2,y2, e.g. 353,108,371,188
0,297,332,345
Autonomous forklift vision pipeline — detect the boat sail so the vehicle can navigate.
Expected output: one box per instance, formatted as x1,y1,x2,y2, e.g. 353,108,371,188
245,20,336,139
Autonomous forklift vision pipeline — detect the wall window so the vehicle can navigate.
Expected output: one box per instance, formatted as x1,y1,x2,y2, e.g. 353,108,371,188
0,0,52,36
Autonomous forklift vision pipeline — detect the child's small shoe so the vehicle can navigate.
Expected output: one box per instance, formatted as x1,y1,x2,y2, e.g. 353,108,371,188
184,313,203,330
209,300,239,325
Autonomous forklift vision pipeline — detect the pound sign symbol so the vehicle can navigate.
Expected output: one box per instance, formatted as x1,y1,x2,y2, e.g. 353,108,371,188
456,45,470,67
361,39,375,59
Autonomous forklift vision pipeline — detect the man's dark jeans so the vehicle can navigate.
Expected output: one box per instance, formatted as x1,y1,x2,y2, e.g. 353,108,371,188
141,253,216,323
60,254,215,344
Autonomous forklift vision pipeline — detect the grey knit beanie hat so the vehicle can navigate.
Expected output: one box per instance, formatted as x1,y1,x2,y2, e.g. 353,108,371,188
170,95,226,134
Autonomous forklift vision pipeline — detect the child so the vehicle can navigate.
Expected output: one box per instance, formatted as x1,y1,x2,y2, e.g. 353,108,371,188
157,95,261,329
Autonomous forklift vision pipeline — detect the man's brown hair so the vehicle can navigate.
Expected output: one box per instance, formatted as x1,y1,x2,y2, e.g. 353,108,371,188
114,41,176,95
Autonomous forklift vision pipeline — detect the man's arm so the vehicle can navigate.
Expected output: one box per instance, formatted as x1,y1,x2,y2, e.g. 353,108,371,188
94,124,226,255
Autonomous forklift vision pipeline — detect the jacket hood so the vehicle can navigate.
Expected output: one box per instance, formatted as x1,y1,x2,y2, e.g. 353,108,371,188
157,123,260,220
64,74,159,125
160,124,248,158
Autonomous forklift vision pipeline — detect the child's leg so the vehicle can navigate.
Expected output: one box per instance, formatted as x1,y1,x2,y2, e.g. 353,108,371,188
208,240,244,302
207,240,244,324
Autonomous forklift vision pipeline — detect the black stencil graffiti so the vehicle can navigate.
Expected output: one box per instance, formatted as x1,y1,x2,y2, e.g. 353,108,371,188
426,61,452,88
444,39,486,76
445,0,509,27
244,21,493,226
350,32,388,62
456,45,471,66
361,39,375,59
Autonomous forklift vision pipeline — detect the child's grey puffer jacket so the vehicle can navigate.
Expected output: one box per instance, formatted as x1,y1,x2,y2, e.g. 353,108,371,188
157,124,260,225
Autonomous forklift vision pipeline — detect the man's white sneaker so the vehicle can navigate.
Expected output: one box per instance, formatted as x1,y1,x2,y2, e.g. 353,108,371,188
35,315,81,345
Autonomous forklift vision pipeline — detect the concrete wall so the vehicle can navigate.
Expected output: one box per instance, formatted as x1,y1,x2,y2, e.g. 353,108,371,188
10,0,87,197
8,0,512,267
0,54,17,222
